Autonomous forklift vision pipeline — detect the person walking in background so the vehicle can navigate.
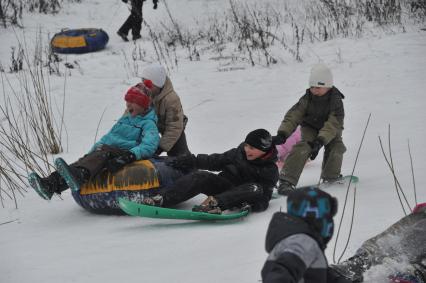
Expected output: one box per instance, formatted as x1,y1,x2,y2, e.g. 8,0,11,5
273,63,346,195
117,0,158,41
137,64,191,157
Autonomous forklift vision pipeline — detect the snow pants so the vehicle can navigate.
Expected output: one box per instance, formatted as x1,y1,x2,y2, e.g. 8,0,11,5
49,145,126,194
72,145,127,178
158,171,268,211
167,131,191,157
280,126,346,185
118,0,143,37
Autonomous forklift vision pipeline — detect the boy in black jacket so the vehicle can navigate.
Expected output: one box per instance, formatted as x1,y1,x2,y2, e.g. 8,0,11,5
143,129,279,214
262,186,350,283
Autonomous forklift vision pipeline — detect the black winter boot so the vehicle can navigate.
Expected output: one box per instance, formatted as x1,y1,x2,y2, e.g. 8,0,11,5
29,172,55,200
132,34,141,40
117,31,129,42
55,158,90,192
28,171,68,200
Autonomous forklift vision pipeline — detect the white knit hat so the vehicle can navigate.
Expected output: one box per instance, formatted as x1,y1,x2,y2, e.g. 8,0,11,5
141,64,167,88
309,63,333,88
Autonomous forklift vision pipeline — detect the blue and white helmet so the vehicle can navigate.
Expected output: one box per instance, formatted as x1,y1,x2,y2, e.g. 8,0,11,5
287,186,338,243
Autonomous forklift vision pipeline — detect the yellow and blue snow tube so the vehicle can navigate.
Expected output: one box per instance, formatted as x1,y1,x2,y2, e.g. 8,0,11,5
51,28,109,54
71,158,185,215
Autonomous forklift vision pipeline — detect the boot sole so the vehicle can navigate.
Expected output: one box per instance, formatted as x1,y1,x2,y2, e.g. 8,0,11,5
192,206,222,214
277,187,295,196
28,172,52,200
117,32,129,42
54,158,80,192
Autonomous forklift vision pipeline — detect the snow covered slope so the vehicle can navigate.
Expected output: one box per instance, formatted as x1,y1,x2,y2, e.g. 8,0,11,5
1,1,425,282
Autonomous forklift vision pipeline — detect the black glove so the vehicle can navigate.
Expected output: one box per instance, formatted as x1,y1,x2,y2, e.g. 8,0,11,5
106,151,136,173
153,0,158,9
122,0,128,3
166,154,197,170
272,134,286,145
307,139,323,160
155,147,163,156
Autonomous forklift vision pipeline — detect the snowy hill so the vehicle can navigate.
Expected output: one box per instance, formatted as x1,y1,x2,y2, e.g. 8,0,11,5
1,1,426,282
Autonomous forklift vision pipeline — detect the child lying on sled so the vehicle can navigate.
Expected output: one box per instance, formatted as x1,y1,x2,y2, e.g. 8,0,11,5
142,129,279,214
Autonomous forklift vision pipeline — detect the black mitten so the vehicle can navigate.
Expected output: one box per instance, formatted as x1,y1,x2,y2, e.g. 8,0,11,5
106,151,136,173
166,154,197,170
155,147,163,156
272,134,286,145
307,139,324,160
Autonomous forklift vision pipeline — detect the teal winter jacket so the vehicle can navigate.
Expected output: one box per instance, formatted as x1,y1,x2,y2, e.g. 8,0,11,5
91,109,160,160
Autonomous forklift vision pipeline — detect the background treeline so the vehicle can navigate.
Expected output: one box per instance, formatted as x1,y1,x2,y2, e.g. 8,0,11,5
0,0,81,28
141,0,426,67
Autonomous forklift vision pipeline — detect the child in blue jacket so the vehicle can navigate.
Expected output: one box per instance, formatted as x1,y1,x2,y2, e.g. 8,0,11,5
28,86,160,200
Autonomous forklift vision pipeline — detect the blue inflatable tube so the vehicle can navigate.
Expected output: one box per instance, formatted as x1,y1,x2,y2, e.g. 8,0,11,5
71,158,185,215
51,28,109,54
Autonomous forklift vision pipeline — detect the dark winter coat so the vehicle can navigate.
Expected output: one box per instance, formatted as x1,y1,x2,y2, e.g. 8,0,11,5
194,143,279,205
157,144,278,210
196,143,278,187
277,87,345,145
262,212,350,283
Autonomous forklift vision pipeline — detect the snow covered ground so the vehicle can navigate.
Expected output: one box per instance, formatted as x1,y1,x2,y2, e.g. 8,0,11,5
1,1,426,282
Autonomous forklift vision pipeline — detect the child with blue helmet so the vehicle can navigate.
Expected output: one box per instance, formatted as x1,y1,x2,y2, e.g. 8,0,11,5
262,186,350,283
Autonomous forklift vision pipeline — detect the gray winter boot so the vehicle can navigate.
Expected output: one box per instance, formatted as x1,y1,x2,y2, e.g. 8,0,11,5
277,180,296,196
321,174,344,184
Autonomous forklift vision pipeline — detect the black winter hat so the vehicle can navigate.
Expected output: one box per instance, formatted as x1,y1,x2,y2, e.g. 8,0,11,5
245,129,273,152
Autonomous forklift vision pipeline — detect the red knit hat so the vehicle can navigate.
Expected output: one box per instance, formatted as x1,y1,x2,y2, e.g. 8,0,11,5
124,86,151,109
413,202,426,213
